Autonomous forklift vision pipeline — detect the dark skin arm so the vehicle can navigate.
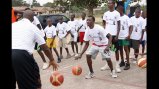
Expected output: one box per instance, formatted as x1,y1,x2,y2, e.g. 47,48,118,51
40,44,59,70
126,25,133,40
103,20,106,29
77,41,89,59
115,21,120,41
140,29,145,42
37,24,42,30
104,33,112,53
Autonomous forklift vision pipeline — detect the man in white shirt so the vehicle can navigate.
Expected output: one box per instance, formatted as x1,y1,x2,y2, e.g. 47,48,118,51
12,10,58,89
44,18,61,63
101,0,121,73
129,7,145,63
25,8,49,70
76,16,117,78
140,10,147,55
67,13,79,57
77,12,87,52
117,5,133,70
56,16,71,59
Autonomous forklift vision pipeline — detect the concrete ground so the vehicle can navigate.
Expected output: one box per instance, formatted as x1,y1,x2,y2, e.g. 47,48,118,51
32,43,146,89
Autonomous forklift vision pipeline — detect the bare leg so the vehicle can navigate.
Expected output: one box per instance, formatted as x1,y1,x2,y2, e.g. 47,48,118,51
71,41,75,53
124,46,130,64
106,59,114,72
86,55,94,73
53,48,60,58
74,42,78,53
60,47,62,56
119,46,124,62
38,50,46,63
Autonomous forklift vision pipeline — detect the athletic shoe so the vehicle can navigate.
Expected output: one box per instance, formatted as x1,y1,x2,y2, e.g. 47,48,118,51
59,55,63,59
116,64,121,73
111,70,118,78
85,72,95,79
57,58,61,63
124,63,130,70
72,53,75,56
42,63,49,70
119,60,125,67
100,64,110,71
66,53,71,59
132,58,137,64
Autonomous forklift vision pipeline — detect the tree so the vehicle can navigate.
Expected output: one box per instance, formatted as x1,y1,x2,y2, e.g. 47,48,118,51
70,0,99,15
32,0,41,7
43,2,56,8
12,0,30,6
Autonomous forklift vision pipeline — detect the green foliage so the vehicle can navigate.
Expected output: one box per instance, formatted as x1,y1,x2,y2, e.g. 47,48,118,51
12,0,30,6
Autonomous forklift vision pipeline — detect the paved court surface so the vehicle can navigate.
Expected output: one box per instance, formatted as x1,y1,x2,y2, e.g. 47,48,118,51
29,43,146,89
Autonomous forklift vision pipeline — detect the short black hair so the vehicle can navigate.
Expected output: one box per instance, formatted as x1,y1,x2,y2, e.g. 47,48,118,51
88,15,95,22
135,7,141,12
117,5,124,11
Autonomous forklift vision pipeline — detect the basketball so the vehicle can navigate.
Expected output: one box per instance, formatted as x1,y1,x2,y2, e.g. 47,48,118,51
137,58,146,68
50,71,64,86
72,65,82,76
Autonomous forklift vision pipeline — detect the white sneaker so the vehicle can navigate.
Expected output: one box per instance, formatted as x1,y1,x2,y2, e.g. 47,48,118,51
116,64,121,73
85,72,95,79
66,53,71,59
100,64,110,71
132,58,137,64
72,53,75,56
42,63,49,70
111,70,118,78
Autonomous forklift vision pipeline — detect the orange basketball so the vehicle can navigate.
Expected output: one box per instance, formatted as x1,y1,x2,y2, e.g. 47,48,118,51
50,71,64,86
72,65,82,76
137,58,147,68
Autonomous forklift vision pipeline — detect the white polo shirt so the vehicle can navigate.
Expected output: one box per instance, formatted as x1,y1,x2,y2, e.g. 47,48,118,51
67,20,79,35
12,18,46,54
130,16,145,40
103,10,120,36
44,25,56,38
118,15,132,39
56,22,70,39
84,24,108,46
32,16,45,37
78,19,87,32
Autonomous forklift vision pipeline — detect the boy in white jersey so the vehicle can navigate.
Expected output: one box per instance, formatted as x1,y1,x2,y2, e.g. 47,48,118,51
129,7,145,63
56,16,71,59
76,16,117,78
44,18,61,63
77,12,87,52
117,5,133,70
67,14,79,57
140,10,147,55
101,0,121,73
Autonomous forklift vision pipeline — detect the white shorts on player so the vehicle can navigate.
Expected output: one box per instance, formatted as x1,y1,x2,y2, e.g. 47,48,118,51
70,33,78,42
86,45,111,60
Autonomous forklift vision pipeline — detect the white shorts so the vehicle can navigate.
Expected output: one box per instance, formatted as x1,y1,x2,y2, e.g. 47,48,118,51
58,38,68,48
86,45,111,60
70,34,78,42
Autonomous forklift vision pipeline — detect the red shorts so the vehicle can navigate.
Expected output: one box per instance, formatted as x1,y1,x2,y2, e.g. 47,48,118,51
79,32,85,42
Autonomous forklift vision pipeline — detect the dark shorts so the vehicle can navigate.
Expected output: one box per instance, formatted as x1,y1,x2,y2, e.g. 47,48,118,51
118,39,130,46
34,42,41,51
130,39,140,49
140,40,146,47
12,49,41,89
111,36,119,51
